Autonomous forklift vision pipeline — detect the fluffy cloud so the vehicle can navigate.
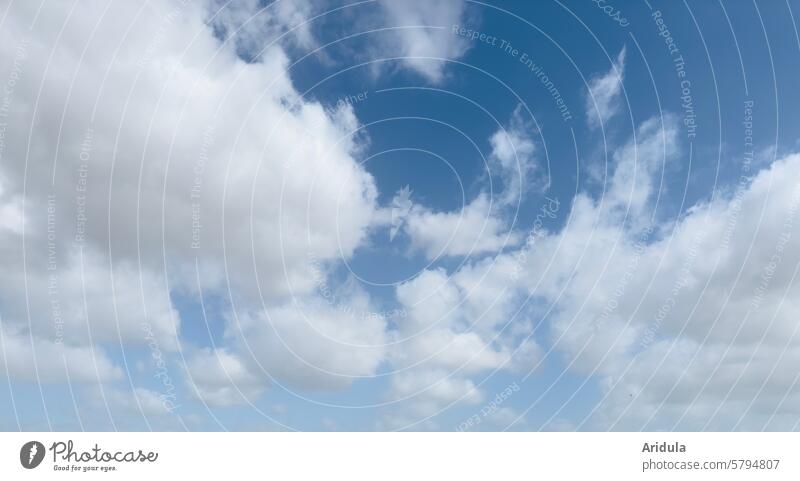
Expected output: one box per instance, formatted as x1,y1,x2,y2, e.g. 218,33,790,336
233,288,388,389
588,153,800,430
0,243,180,351
404,194,519,259
383,264,539,428
0,0,378,299
0,0,380,396
96,386,180,418
2,0,798,433
508,117,800,429
382,369,483,430
382,110,800,430
0,325,122,383
185,348,265,407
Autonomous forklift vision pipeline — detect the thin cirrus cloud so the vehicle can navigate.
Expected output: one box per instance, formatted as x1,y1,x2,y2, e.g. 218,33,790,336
585,46,627,130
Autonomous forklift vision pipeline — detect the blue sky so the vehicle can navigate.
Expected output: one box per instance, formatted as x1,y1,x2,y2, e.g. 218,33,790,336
1,0,800,431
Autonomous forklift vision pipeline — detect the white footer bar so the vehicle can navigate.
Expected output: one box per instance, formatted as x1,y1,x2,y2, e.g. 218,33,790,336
1,432,796,480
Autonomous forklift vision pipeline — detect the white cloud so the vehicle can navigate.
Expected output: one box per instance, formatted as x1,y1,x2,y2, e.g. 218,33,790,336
405,194,519,259
96,386,180,417
391,369,483,409
185,348,265,407
585,47,626,129
0,326,122,383
0,244,180,351
209,0,318,55
228,292,389,390
383,266,539,428
2,0,799,434
377,0,470,83
380,368,483,430
508,117,800,429
585,153,800,430
0,0,379,394
488,105,539,205
381,111,800,430
0,0,378,301
0,188,22,234
387,108,536,260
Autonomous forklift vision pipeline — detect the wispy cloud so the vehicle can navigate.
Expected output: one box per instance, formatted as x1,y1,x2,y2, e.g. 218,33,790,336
585,46,627,129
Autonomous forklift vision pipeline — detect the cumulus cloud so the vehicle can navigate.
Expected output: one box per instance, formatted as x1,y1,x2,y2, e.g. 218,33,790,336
507,117,800,429
588,153,800,430
0,244,180,351
392,268,519,373
0,325,122,383
2,0,798,433
382,264,539,428
94,386,181,418
185,348,265,407
0,0,380,397
382,369,483,429
228,292,388,391
0,0,378,298
382,110,800,430
403,194,518,260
